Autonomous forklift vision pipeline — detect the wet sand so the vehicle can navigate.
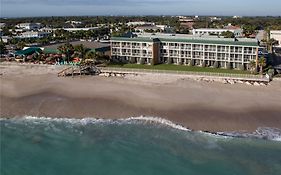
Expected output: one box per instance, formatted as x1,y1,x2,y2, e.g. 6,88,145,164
1,63,281,132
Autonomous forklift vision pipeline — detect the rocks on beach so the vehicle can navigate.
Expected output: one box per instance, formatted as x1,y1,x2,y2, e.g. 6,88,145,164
195,77,269,86
98,72,126,78
98,71,269,86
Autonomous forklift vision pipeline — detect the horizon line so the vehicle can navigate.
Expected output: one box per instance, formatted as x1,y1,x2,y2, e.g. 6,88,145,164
1,15,281,19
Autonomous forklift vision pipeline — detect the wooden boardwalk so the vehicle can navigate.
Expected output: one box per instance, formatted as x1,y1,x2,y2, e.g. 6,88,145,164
58,65,100,77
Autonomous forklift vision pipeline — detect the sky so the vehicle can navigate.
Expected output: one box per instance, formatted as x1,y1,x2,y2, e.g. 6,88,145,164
1,0,281,17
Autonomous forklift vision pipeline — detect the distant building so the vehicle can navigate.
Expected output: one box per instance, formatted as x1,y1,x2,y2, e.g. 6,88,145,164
63,27,99,32
127,21,155,26
210,17,222,22
192,28,243,37
179,17,194,29
39,27,55,33
270,30,281,48
224,24,241,30
17,31,50,39
135,25,161,33
1,36,12,43
65,21,82,25
16,23,42,30
233,16,242,19
0,23,6,28
255,30,266,41
111,33,260,70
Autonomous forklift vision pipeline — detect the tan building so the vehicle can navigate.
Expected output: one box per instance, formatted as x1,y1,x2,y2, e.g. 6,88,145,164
111,34,260,70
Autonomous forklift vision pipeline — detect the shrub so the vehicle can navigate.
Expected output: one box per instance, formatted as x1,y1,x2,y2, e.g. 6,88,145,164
201,61,206,67
226,62,232,69
129,58,136,64
140,58,145,65
167,58,172,64
239,64,245,71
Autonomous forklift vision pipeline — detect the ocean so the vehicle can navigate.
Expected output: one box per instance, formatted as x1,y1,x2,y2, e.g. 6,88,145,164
1,117,281,175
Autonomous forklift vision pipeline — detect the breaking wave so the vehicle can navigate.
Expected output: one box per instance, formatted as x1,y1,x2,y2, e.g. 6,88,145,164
1,115,281,141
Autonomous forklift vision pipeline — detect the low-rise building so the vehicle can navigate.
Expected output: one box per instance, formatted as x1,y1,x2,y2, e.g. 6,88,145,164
1,36,12,43
192,28,243,37
210,17,222,22
111,33,260,70
270,30,281,48
17,31,50,39
127,21,155,26
135,25,161,33
16,23,42,30
0,23,6,28
65,21,82,25
63,27,99,32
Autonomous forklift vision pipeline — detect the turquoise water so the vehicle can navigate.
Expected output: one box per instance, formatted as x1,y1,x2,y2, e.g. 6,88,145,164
1,117,281,175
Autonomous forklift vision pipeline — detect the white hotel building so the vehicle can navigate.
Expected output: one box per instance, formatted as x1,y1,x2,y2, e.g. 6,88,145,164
111,34,260,70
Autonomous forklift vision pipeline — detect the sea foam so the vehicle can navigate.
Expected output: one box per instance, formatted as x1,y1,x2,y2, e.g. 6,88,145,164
2,115,281,141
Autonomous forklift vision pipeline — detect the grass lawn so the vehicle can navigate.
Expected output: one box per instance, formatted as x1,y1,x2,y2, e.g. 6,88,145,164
108,63,252,75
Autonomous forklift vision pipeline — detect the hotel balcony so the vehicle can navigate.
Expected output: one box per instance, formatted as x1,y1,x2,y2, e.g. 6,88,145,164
141,54,152,58
132,46,141,49
112,44,121,47
205,49,217,52
169,46,180,50
180,47,192,50
121,45,131,48
132,53,141,56
121,52,132,56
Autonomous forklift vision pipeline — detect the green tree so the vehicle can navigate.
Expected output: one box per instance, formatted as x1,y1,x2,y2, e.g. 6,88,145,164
249,60,257,74
221,31,235,38
58,43,74,62
17,41,26,50
242,25,256,37
74,44,88,61
0,40,7,55
265,38,277,53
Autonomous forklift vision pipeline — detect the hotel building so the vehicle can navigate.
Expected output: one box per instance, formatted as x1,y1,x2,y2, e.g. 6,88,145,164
111,34,260,70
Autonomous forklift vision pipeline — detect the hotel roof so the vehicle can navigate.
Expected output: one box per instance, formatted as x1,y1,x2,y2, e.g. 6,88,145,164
111,34,259,47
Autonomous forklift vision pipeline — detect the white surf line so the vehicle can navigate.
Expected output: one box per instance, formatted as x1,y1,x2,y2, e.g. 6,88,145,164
125,116,191,131
6,116,281,142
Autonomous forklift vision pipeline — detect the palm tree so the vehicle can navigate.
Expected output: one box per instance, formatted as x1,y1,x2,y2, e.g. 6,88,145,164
258,57,267,75
83,51,96,65
249,60,257,73
0,40,7,56
266,38,277,53
74,44,87,62
262,29,278,53
58,43,74,62
17,41,26,50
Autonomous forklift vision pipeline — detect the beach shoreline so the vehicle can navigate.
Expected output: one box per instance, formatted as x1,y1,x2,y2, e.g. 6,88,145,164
1,63,281,132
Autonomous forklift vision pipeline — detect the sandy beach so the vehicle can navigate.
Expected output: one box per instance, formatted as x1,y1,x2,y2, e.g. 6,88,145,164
1,63,281,132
